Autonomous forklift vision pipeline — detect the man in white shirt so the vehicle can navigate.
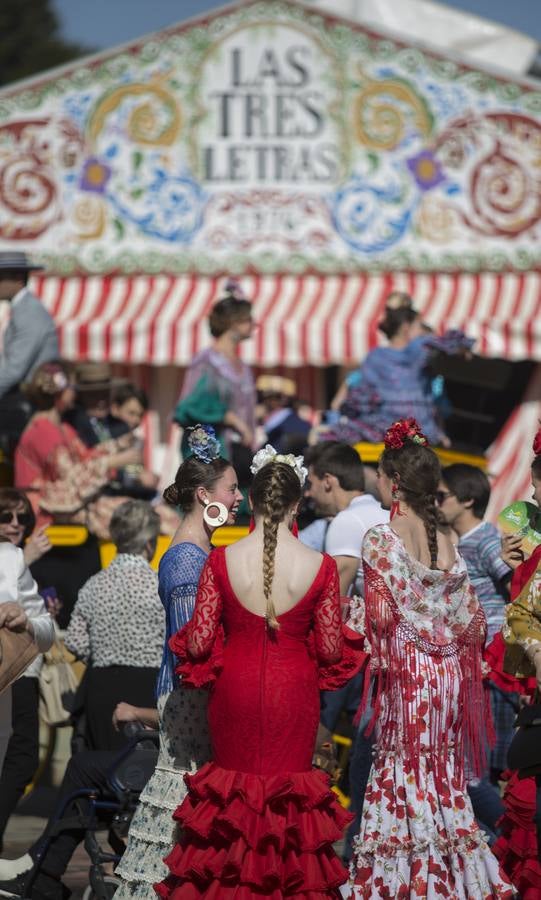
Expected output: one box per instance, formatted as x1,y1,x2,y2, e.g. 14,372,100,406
305,442,387,862
304,441,388,595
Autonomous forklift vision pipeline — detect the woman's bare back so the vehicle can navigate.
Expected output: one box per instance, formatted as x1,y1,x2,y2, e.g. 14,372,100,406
225,527,324,617
390,516,456,571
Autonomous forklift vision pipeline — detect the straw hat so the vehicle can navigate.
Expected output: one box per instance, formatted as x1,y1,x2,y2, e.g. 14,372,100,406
256,375,296,398
74,363,127,392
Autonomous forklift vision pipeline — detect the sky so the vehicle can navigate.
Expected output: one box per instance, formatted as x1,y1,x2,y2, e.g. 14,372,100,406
52,0,541,51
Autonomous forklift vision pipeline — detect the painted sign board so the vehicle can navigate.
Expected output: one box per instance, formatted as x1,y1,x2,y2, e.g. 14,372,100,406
0,0,540,274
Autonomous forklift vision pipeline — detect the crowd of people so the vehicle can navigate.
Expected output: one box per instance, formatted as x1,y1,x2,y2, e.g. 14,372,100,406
0,413,539,897
0,268,540,898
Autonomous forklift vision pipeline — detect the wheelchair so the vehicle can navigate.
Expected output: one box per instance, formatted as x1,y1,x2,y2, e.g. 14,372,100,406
19,725,159,900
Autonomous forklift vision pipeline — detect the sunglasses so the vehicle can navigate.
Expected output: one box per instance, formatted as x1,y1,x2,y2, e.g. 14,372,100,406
435,490,454,505
0,510,32,526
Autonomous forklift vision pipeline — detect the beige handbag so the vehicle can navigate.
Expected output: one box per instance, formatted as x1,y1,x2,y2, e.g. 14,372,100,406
0,627,39,695
39,634,79,726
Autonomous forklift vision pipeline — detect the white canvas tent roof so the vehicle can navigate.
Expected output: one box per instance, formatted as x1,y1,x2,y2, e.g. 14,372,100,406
307,0,538,75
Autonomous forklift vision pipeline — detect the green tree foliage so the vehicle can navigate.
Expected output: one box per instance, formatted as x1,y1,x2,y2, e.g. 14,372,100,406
0,0,90,87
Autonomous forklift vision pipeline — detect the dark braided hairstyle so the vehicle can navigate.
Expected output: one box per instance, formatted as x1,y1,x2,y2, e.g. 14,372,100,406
250,462,302,629
380,441,442,569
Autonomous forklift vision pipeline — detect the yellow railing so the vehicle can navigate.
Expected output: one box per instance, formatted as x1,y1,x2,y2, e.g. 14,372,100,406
44,440,486,567
43,525,251,570
354,441,487,469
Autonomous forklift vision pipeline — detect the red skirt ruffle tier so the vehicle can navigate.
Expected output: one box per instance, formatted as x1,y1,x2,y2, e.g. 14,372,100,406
493,770,541,900
154,762,351,898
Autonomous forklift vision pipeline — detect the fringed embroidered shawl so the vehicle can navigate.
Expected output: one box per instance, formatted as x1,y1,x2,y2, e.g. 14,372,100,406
360,524,492,787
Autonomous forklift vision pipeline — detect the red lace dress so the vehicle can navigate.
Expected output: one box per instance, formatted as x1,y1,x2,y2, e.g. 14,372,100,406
154,546,365,899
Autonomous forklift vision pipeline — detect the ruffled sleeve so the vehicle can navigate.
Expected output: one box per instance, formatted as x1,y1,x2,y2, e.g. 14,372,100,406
169,551,224,689
169,621,224,689
309,556,368,688
316,623,367,690
403,331,474,371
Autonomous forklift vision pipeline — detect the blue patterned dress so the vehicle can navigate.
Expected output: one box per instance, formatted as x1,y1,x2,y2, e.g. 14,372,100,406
115,543,211,899
326,332,473,446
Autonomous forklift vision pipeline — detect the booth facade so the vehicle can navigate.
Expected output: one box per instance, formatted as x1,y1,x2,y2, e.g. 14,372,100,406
0,0,540,512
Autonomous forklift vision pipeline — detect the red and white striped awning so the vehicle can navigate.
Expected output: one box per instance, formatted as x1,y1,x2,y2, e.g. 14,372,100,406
31,271,541,367
486,365,541,523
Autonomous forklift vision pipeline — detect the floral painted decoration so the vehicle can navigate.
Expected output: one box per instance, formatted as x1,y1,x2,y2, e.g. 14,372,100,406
250,444,308,487
533,426,541,457
407,149,446,192
384,418,429,450
186,424,221,464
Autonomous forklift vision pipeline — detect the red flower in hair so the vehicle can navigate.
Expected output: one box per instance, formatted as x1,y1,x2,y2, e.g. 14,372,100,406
384,418,428,450
533,428,541,457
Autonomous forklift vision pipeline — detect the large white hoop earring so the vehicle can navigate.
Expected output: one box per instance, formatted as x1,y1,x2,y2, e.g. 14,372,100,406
203,501,228,528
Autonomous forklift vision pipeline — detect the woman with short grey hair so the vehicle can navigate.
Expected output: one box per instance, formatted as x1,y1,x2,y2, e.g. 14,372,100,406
109,499,161,557
65,500,165,750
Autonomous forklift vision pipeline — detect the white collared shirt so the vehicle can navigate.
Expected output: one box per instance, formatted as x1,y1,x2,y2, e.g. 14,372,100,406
326,494,390,596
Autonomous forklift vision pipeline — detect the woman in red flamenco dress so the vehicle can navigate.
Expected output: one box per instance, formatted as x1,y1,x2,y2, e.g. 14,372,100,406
155,449,366,899
492,428,541,899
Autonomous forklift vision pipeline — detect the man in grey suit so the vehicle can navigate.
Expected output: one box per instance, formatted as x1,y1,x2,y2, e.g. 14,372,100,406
0,251,59,399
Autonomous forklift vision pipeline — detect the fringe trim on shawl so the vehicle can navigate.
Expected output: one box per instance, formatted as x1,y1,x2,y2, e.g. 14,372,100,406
358,564,493,789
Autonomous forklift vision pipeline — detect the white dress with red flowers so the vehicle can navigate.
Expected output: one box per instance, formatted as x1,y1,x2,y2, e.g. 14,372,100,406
344,525,513,900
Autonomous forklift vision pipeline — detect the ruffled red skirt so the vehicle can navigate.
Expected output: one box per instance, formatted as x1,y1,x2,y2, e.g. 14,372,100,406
154,762,351,898
493,770,541,899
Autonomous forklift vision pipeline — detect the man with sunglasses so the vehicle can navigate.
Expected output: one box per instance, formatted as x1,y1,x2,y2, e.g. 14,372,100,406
437,463,515,844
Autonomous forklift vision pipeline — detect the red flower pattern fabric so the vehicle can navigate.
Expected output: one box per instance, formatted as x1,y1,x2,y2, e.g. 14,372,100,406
344,525,513,899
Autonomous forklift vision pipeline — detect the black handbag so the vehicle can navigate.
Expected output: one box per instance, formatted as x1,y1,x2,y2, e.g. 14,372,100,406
508,701,541,776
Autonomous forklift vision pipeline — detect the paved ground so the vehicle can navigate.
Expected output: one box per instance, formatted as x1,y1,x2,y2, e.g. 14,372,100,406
3,788,347,899
2,788,108,899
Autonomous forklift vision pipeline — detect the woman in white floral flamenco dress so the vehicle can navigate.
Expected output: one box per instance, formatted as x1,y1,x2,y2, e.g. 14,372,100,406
114,426,242,898
344,419,513,900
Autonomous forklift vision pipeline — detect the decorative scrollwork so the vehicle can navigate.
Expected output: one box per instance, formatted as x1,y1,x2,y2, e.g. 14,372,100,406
87,82,181,147
353,75,433,151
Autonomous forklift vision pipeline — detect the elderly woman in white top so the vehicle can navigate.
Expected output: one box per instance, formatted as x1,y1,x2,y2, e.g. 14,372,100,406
0,539,54,772
65,500,165,751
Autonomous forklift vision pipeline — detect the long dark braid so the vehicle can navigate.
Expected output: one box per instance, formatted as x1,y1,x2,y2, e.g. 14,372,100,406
251,462,302,629
410,491,439,569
